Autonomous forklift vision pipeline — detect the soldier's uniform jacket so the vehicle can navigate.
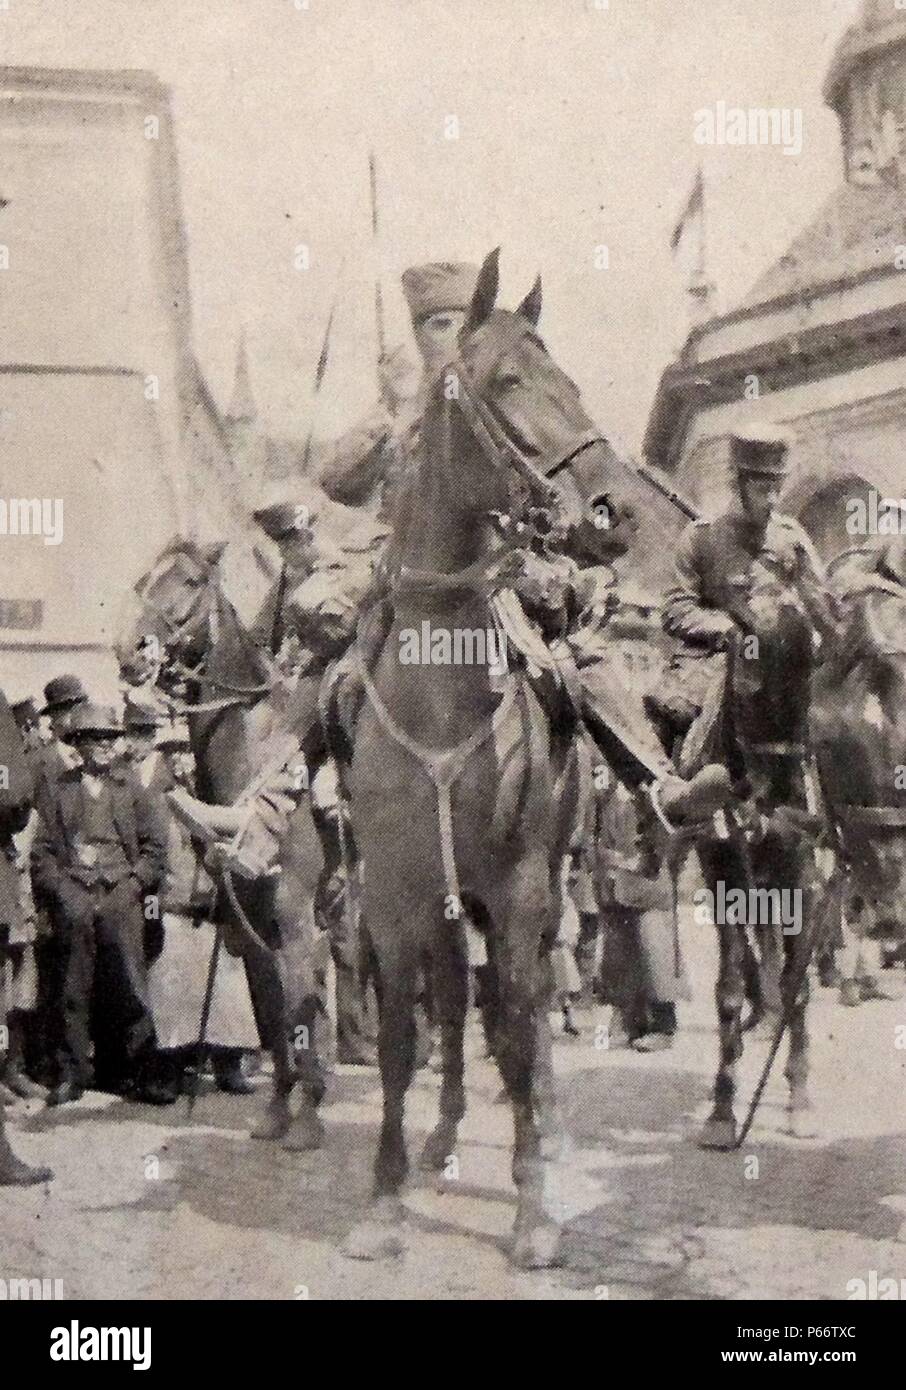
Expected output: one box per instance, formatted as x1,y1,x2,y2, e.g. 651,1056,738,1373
663,511,824,649
320,395,423,524
661,510,829,719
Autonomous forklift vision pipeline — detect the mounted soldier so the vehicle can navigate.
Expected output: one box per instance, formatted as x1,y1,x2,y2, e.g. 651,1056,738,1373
169,257,728,864
662,424,837,745
661,424,837,1031
320,260,477,522
658,423,841,1145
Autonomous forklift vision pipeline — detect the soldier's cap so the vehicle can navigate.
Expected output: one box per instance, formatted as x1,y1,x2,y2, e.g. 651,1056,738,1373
253,499,315,542
40,674,89,716
123,699,163,734
401,262,479,325
63,703,123,743
729,423,793,479
11,696,39,727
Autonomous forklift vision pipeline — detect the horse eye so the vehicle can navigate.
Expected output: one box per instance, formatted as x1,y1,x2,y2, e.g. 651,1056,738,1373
496,373,522,391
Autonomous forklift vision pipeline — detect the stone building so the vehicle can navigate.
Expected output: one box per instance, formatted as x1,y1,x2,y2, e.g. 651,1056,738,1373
643,0,906,561
0,67,243,699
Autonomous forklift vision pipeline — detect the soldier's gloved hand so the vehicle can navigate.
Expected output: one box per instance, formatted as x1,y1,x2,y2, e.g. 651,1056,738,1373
764,516,806,579
378,346,416,414
496,547,527,585
205,839,275,882
700,611,737,651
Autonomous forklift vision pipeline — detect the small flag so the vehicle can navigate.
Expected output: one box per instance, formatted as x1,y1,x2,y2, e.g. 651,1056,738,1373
670,166,704,254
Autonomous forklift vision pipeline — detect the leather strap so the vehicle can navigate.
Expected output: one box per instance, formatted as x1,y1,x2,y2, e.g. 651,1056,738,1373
357,651,518,909
838,805,906,828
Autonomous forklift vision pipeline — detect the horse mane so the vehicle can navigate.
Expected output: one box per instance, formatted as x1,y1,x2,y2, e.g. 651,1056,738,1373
205,584,275,691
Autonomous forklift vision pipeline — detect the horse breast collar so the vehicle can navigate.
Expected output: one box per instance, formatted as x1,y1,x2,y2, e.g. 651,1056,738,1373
356,648,518,911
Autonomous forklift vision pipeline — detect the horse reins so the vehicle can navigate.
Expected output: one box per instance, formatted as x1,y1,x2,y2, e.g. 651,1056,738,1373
355,332,589,913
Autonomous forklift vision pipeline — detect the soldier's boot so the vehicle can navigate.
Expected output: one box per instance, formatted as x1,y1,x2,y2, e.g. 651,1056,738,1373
4,1067,48,1102
0,1110,52,1186
3,1019,48,1101
654,763,734,827
167,787,246,843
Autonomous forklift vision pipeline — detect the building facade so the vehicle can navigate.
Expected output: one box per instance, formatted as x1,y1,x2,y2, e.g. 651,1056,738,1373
0,67,240,700
643,1,906,562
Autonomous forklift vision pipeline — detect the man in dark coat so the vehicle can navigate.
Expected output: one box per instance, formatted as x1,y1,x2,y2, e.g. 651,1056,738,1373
0,687,52,1184
34,675,88,795
32,703,169,1106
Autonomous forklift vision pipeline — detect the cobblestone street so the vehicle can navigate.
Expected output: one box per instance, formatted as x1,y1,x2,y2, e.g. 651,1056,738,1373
4,922,905,1301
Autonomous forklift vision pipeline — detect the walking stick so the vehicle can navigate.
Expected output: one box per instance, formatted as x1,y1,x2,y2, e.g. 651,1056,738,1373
185,920,223,1118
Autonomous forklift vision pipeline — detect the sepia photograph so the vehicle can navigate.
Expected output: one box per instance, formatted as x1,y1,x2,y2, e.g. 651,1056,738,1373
0,0,904,1348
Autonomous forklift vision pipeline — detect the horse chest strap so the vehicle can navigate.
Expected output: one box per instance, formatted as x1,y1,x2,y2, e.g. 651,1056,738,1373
358,654,517,909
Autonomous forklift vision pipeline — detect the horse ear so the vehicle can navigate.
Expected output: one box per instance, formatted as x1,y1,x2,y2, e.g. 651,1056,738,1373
466,247,500,330
517,275,542,326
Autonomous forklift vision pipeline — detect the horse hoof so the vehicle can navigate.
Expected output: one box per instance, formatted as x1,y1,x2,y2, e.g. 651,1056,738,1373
697,1116,738,1151
343,1200,406,1262
249,1100,291,1142
419,1124,457,1173
511,1220,562,1271
282,1110,324,1153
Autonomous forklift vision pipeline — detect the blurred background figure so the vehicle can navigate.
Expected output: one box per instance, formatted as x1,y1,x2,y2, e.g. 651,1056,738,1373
147,719,259,1099
0,685,52,1184
1,698,45,1102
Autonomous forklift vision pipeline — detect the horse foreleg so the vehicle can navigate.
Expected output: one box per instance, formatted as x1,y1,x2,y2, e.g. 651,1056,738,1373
245,950,293,1142
492,863,562,1270
421,914,468,1171
344,937,417,1261
700,918,745,1150
282,993,325,1152
783,925,815,1137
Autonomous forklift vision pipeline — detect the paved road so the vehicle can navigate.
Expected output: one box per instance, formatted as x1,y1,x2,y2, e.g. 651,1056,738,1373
3,929,905,1300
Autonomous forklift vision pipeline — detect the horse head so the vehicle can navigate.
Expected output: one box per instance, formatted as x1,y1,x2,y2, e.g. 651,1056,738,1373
422,247,639,561
117,537,225,680
726,562,817,801
844,584,906,675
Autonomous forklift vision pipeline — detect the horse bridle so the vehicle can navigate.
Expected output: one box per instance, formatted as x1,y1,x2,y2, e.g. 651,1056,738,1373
137,553,273,704
395,331,602,597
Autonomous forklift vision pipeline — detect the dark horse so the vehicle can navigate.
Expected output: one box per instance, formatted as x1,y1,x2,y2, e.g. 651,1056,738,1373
811,562,906,989
119,541,326,1150
343,249,626,1268
690,563,823,1149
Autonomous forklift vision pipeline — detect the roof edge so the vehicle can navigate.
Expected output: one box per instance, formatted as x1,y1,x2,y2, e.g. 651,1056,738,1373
0,66,168,101
823,17,906,110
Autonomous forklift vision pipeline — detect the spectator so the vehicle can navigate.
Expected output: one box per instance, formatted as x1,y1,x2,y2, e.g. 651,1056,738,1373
32,703,170,1106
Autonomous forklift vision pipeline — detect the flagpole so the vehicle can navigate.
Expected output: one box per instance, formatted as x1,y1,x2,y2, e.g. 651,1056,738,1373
687,165,714,324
